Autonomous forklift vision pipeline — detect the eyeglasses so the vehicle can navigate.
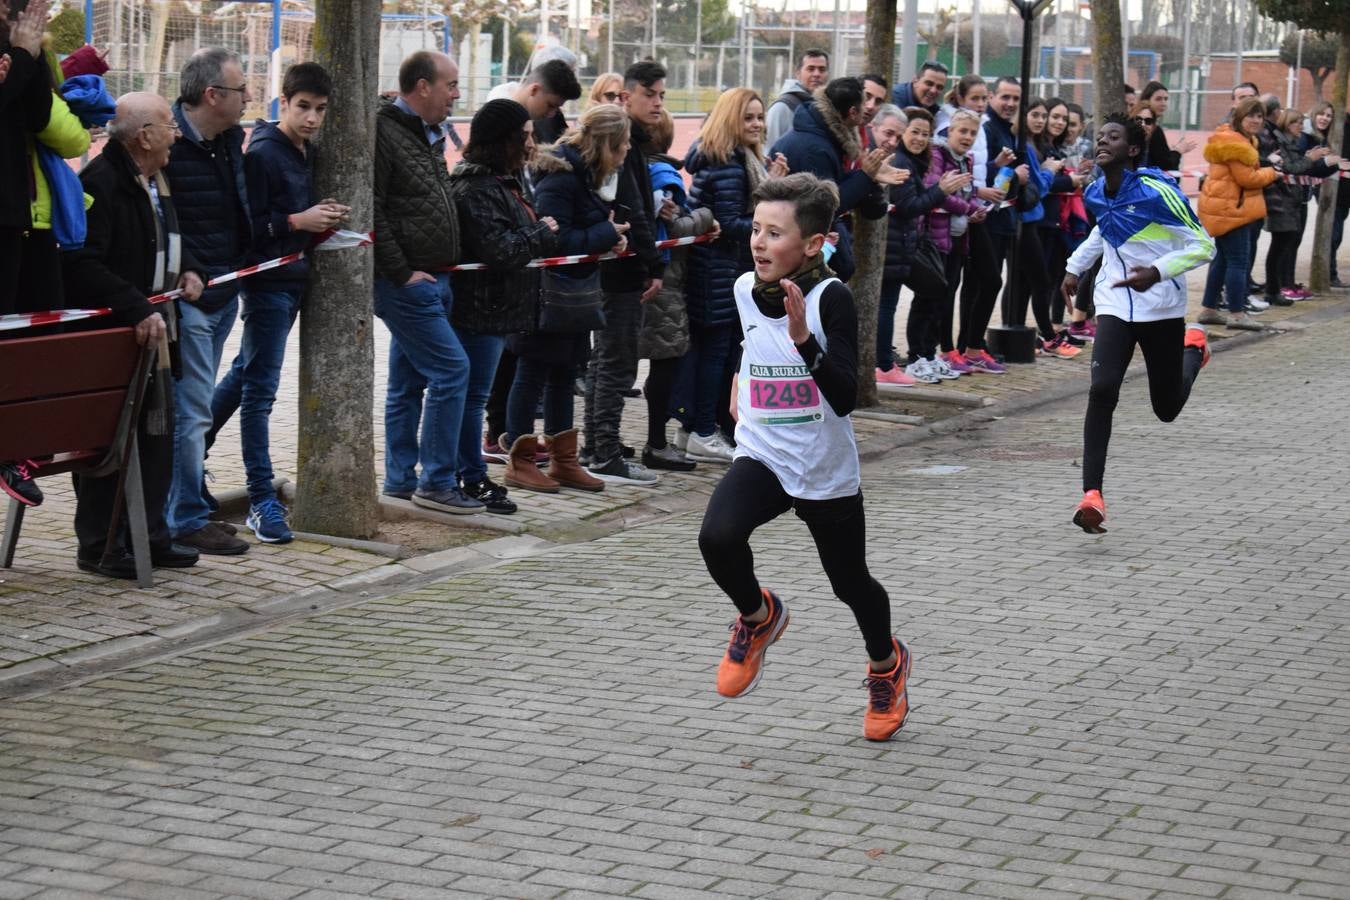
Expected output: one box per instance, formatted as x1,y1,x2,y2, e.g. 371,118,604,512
142,122,182,135
601,91,620,101
1134,116,1155,125
210,84,248,95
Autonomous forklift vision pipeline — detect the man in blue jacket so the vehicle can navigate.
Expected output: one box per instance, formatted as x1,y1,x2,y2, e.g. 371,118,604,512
769,77,900,282
890,61,946,117
205,62,349,545
163,48,254,556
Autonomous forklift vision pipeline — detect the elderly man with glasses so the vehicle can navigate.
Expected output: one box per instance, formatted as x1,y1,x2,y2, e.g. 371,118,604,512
162,46,254,556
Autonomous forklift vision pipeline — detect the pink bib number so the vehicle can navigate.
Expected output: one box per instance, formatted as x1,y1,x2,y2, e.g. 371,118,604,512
747,364,823,425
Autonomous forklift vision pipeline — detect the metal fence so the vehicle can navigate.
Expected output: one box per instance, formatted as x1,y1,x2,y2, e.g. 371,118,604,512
79,0,1318,132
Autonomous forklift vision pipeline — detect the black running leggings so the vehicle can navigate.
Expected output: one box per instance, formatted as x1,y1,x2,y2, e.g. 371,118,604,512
644,356,679,448
698,457,893,661
1083,315,1203,493
957,224,1002,352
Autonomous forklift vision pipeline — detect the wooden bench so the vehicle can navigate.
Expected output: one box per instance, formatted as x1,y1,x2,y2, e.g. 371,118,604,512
1,327,156,586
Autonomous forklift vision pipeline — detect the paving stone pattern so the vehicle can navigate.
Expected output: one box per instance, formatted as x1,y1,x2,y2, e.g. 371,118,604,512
0,300,1346,898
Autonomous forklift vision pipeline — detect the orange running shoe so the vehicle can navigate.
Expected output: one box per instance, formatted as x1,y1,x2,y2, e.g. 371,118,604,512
863,637,912,741
1073,489,1107,534
1184,323,1211,369
716,590,789,697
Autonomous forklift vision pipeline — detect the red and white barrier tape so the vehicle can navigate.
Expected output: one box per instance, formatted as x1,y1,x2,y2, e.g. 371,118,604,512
440,232,716,272
0,230,374,333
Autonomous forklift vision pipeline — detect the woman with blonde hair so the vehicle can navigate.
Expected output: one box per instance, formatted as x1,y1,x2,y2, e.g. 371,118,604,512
588,72,623,107
674,88,788,462
498,103,632,493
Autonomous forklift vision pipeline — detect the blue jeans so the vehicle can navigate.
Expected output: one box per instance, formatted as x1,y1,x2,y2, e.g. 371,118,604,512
505,356,576,446
207,289,300,505
877,279,902,370
452,328,503,485
168,296,240,537
671,322,736,436
373,274,469,494
1201,228,1251,313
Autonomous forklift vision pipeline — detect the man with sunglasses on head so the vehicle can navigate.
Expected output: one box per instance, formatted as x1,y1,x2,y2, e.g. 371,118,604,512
162,47,254,556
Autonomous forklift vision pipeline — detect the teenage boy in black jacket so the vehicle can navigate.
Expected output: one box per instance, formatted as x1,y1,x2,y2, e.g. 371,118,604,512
582,60,666,485
205,63,348,546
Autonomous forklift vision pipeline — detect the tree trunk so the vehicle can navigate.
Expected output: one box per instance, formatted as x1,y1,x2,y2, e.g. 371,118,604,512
293,0,381,538
1092,0,1127,119
1309,29,1348,294
853,0,899,410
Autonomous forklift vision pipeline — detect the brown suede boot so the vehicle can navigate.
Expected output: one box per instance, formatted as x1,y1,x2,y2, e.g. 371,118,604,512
546,429,605,492
502,434,560,493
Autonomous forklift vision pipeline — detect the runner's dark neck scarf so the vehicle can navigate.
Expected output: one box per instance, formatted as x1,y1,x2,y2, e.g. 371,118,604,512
751,255,834,317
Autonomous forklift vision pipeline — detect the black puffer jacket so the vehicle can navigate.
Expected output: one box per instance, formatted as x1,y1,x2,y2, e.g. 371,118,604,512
883,145,945,285
373,99,460,285
164,102,250,312
447,160,558,334
684,143,755,329
1263,128,1317,234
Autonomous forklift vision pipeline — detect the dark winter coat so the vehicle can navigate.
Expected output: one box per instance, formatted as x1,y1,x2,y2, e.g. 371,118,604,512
891,80,939,117
1262,128,1317,234
61,138,201,326
243,119,315,293
1147,125,1182,173
684,142,756,329
769,91,887,281
639,152,715,359
0,46,52,230
372,98,460,286
447,160,559,334
883,145,944,285
982,113,1025,237
164,102,250,312
602,119,663,293
511,142,623,363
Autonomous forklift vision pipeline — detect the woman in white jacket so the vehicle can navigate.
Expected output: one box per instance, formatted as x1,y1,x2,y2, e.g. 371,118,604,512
1061,115,1215,534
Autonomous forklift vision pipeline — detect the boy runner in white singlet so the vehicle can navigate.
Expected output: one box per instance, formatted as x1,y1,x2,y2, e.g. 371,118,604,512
698,173,912,742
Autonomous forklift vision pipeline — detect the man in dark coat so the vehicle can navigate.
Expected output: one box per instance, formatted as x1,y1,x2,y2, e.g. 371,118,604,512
61,92,206,578
371,50,485,515
890,61,947,117
769,77,893,282
162,47,253,555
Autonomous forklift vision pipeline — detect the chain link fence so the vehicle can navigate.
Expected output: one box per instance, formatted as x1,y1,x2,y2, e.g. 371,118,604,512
78,0,1317,131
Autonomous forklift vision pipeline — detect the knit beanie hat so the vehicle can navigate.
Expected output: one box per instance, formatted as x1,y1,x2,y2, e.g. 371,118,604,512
470,99,530,147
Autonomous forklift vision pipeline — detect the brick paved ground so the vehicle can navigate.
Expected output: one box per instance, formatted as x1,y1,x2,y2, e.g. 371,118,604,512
0,293,1346,898
0,234,1341,673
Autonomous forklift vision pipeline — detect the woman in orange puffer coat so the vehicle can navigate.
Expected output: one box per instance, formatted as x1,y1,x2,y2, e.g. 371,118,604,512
1197,98,1278,330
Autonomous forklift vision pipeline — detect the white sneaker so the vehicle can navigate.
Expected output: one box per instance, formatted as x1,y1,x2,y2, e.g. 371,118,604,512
685,430,735,463
904,358,941,384
1247,296,1270,311
674,427,690,452
927,355,961,380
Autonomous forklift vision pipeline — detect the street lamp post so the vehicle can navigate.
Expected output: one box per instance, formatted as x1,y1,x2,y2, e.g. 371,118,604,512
985,0,1054,365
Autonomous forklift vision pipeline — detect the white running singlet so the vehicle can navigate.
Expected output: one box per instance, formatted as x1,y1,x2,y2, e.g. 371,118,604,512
732,272,860,501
